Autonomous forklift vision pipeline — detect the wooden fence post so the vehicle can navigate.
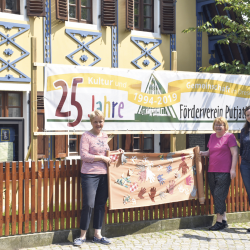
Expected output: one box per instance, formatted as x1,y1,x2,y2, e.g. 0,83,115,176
170,51,177,152
31,37,38,168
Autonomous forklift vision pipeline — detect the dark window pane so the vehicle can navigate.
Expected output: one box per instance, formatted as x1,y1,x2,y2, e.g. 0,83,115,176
69,6,76,18
6,0,17,11
134,138,139,149
69,140,77,152
144,0,151,3
81,0,91,7
8,108,21,117
144,17,152,30
144,5,152,17
81,8,91,21
8,93,20,106
0,108,2,117
69,135,76,139
0,93,2,106
143,137,153,150
69,0,76,4
134,3,139,15
134,16,139,28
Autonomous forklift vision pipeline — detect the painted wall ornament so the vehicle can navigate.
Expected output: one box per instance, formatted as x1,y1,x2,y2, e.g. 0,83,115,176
0,21,30,82
66,29,101,66
131,37,162,70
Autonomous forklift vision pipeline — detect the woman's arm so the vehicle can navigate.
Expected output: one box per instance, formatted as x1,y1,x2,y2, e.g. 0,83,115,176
199,150,209,157
80,134,111,165
230,146,238,179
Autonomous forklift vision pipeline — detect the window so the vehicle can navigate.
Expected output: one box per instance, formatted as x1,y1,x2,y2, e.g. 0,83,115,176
134,0,154,32
133,134,154,152
69,0,92,23
68,135,79,156
0,0,20,14
0,92,23,117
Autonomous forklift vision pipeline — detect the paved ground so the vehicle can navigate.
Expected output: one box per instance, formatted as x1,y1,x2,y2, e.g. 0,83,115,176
20,222,250,250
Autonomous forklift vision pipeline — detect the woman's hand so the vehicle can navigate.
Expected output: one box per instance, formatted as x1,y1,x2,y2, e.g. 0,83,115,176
101,156,111,166
230,168,236,179
117,148,124,154
199,150,209,157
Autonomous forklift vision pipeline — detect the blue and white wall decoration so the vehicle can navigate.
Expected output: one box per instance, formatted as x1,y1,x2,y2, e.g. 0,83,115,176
65,29,102,66
131,37,162,70
0,21,30,82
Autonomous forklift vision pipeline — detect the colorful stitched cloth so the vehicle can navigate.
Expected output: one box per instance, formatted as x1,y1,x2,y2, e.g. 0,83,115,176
207,133,237,173
80,131,110,174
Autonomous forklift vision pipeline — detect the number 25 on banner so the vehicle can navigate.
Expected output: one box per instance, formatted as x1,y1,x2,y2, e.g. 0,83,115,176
54,78,83,127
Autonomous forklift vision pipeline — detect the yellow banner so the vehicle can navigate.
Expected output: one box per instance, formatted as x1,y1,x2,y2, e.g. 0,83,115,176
47,74,250,108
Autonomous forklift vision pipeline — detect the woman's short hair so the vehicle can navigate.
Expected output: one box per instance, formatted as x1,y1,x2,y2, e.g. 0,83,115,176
89,110,105,122
212,117,228,131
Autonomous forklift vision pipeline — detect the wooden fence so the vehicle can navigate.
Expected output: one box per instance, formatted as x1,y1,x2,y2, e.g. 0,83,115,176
0,156,249,236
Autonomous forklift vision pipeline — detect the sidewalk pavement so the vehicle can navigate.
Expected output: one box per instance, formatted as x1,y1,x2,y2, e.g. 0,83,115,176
20,222,250,250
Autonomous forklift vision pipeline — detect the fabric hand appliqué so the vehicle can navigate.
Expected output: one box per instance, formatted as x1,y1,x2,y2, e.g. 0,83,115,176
185,175,193,186
178,161,189,175
157,174,166,185
138,170,147,183
148,187,156,202
115,174,131,188
146,168,155,183
166,165,172,174
130,182,139,192
159,191,166,199
157,165,163,171
190,186,197,197
138,187,146,199
167,180,175,195
192,165,197,175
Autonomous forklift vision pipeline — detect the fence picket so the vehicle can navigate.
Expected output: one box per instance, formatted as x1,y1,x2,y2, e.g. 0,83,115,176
66,160,70,229
77,160,81,228
134,207,138,221
18,162,23,234
71,160,76,228
49,161,54,231
183,201,186,217
0,163,3,236
31,161,36,233
55,161,59,230
24,162,29,234
44,161,48,232
37,161,42,232
12,162,16,235
164,203,168,219
236,160,239,212
5,162,10,236
60,161,65,230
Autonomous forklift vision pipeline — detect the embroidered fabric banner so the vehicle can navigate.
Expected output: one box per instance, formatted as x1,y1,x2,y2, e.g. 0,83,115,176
108,147,204,210
44,64,250,131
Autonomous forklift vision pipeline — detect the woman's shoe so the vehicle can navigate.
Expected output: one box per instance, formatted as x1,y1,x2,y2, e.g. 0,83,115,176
222,220,228,228
247,228,250,232
92,236,111,245
209,222,225,231
73,237,86,246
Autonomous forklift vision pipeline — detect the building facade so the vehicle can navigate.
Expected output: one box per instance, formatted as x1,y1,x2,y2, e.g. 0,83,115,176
0,0,247,162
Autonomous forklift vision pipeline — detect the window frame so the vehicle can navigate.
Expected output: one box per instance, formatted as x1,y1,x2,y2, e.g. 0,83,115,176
134,0,154,32
0,0,20,14
132,134,154,153
0,91,23,117
68,134,80,156
69,0,93,24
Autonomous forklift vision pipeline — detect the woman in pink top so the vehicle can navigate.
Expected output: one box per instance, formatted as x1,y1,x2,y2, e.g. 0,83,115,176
200,117,237,231
74,110,122,246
